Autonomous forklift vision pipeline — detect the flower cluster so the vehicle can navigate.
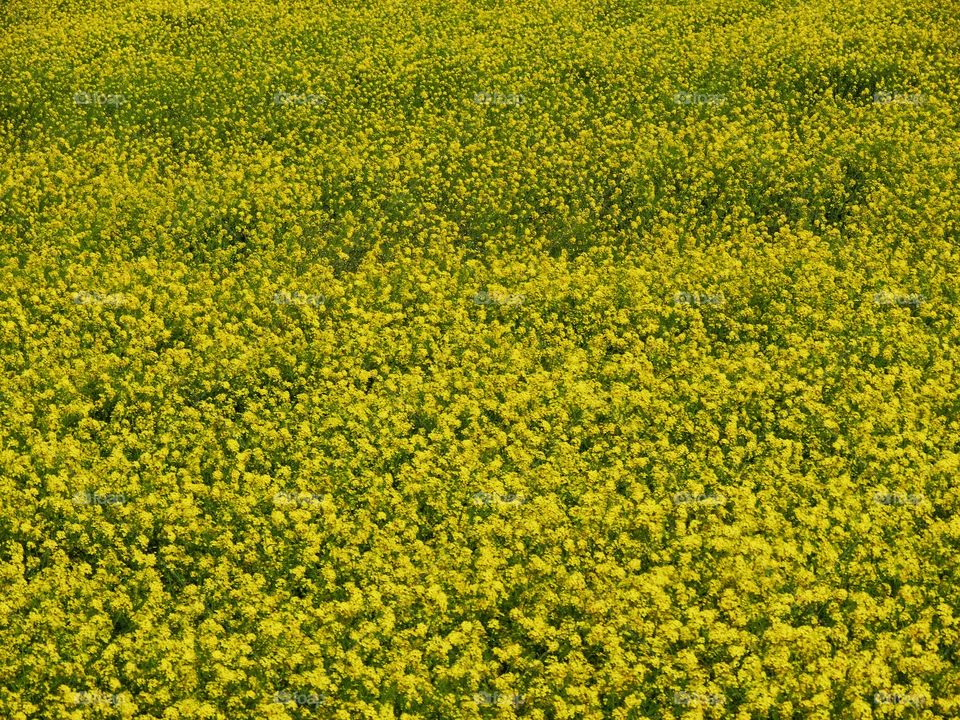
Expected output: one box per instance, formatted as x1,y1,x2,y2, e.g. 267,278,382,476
2,0,958,718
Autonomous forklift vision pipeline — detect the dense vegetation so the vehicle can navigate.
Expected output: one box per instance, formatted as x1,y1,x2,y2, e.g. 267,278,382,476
1,0,959,717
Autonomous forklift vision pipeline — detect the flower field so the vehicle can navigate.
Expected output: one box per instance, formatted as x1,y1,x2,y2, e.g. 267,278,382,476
1,0,959,717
